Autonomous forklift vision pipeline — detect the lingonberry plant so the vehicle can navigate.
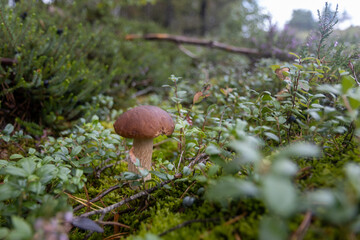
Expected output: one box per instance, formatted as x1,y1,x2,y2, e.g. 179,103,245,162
1,1,360,240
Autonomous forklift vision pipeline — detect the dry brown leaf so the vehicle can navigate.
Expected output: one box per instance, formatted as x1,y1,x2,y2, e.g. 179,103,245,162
220,87,233,96
193,92,203,104
275,67,290,80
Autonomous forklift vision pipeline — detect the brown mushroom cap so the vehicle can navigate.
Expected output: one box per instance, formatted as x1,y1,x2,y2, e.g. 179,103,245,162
114,105,175,139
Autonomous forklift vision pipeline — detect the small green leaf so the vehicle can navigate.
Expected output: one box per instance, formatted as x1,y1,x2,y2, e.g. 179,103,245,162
61,146,69,155
10,216,33,238
71,146,82,156
6,166,28,177
289,52,300,59
259,216,288,240
0,228,9,239
77,135,86,143
150,171,168,180
10,154,23,160
182,166,191,176
264,132,279,142
342,75,355,94
282,142,321,158
262,175,298,217
28,148,36,155
3,124,14,135
206,144,221,155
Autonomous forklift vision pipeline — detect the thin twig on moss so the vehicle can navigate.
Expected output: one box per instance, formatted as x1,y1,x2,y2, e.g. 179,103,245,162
77,154,208,218
290,211,312,240
79,175,181,218
73,184,122,212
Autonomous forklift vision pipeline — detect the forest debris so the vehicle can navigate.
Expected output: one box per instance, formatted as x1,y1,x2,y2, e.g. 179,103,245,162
125,33,292,60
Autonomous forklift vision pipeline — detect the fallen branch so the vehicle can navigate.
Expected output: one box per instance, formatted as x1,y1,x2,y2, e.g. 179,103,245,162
79,174,182,218
73,184,121,212
77,154,208,218
125,33,292,60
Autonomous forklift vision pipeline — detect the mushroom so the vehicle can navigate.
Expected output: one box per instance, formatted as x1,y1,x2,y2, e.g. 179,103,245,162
114,105,175,180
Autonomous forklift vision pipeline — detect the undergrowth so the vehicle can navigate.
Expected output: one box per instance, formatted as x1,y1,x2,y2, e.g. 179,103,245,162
1,1,360,240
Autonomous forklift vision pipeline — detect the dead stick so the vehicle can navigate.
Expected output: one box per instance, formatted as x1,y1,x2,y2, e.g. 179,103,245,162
78,155,208,218
79,175,181,218
290,211,312,240
125,33,292,60
73,184,121,212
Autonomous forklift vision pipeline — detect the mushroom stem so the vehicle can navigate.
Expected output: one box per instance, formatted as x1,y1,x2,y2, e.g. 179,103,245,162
129,138,154,180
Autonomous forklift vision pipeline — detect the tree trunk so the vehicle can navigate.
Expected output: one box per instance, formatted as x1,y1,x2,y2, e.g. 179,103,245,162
199,0,207,36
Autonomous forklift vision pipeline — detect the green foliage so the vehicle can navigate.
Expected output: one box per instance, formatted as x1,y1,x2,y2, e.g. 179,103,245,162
0,116,123,235
316,2,338,59
1,1,360,240
0,0,194,132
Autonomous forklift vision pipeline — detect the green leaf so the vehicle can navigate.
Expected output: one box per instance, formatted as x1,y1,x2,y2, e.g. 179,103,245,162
342,75,355,94
6,166,28,177
20,158,36,175
71,146,82,156
293,64,303,69
182,166,191,176
206,144,221,155
3,124,14,135
10,216,32,239
262,175,297,217
10,154,23,160
0,184,20,201
289,52,300,59
37,164,57,183
206,177,258,205
77,135,86,143
0,228,9,239
272,159,298,177
282,142,321,158
264,132,279,142
259,216,288,240
150,171,168,180
78,157,92,165
61,146,69,155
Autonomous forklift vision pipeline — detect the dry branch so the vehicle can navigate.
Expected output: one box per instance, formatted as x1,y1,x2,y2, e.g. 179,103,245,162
125,33,292,60
77,154,208,218
79,174,181,218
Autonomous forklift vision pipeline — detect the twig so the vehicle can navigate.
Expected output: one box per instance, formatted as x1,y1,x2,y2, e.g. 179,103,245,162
79,174,181,218
296,166,313,180
178,44,198,58
125,33,292,60
73,185,121,212
95,161,122,178
158,218,220,237
224,213,246,225
290,211,312,240
131,86,155,98
348,61,360,86
96,220,131,229
187,153,209,169
180,181,197,199
77,155,208,218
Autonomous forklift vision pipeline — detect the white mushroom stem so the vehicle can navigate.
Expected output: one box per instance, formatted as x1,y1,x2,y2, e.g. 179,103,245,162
128,138,154,180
